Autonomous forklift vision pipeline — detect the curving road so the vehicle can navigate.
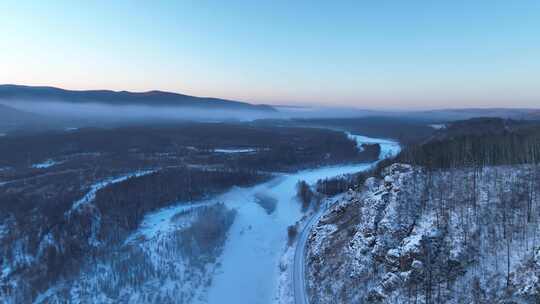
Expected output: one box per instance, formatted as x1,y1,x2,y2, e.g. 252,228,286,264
293,134,400,304
293,201,331,304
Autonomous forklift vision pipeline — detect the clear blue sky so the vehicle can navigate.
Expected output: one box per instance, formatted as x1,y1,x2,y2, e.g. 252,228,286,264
1,0,539,109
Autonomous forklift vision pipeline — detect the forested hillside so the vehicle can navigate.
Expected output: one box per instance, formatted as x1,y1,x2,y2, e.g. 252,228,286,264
398,118,540,168
306,118,540,304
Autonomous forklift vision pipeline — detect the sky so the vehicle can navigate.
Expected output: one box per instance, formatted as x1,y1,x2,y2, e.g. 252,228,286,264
1,0,539,109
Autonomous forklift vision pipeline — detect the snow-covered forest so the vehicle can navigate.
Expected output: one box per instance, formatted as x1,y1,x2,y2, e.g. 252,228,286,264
307,163,540,303
305,118,540,303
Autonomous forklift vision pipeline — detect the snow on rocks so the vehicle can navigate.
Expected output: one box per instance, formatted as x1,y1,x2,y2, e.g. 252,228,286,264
306,163,540,304
512,247,540,299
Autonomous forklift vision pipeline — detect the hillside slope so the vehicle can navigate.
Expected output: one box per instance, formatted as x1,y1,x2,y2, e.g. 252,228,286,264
307,163,540,303
305,118,540,303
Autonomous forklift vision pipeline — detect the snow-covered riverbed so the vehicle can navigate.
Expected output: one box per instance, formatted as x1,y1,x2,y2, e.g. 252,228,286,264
117,132,399,303
201,133,400,304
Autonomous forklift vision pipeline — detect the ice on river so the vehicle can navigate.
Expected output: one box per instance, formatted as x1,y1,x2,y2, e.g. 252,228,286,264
123,132,399,304
347,132,401,159
203,133,400,304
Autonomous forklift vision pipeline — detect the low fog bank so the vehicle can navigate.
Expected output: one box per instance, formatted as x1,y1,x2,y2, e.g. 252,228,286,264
0,100,391,128
274,106,379,119
3,100,387,121
272,106,540,121
1,99,538,135
4,100,279,123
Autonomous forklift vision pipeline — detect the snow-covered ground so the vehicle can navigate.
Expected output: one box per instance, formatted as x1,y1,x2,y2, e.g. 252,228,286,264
31,159,61,169
203,133,399,304
346,132,401,159
68,170,156,212
429,123,446,129
26,132,399,304
125,195,242,245
107,131,397,304
305,164,540,304
214,148,257,153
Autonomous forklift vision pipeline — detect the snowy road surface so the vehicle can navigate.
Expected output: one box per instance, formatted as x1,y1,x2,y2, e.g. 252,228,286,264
293,201,331,304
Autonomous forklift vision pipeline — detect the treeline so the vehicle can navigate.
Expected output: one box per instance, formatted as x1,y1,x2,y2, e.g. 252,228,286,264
316,176,356,196
316,118,540,196
398,120,540,169
95,167,267,243
0,166,266,301
235,141,378,172
283,116,436,144
178,204,236,262
315,146,389,197
0,122,364,172
315,168,379,197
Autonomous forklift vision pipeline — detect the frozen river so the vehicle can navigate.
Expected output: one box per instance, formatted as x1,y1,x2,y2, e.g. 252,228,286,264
202,133,400,304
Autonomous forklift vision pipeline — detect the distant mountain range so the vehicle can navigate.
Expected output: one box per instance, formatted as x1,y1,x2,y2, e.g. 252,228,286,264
1,84,538,135
0,84,276,112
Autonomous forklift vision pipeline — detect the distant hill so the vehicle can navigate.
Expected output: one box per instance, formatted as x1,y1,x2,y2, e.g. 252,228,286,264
405,108,540,121
0,84,276,112
429,117,540,141
398,117,540,168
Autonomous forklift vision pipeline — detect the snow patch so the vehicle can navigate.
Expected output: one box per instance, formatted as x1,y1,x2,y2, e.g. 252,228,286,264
31,159,61,169
69,170,156,212
125,200,220,244
214,148,257,153
347,132,401,159
429,123,446,129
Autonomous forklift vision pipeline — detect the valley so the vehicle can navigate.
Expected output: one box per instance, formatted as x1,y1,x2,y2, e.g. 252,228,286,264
0,121,386,303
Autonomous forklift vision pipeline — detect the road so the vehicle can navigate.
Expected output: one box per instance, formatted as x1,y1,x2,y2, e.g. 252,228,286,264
293,201,332,304
291,134,400,304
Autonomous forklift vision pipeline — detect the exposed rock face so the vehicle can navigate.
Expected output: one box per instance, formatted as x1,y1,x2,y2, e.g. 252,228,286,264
306,163,540,304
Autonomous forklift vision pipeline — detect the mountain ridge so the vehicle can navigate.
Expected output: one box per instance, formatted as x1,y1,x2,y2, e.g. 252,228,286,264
0,84,276,112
